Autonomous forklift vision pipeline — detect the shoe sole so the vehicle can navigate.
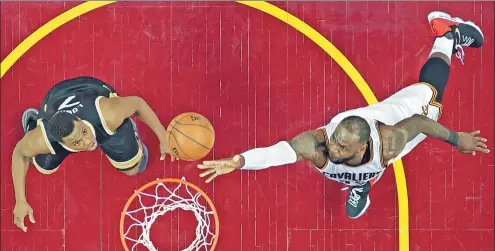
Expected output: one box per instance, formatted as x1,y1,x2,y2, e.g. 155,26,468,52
349,196,371,219
427,11,484,40
22,108,39,133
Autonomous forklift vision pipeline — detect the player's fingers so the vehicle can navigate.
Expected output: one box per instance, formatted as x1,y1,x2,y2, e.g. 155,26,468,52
160,153,165,161
18,224,27,232
470,130,481,136
14,218,26,232
204,157,235,164
202,160,221,165
476,141,487,148
205,173,218,183
202,160,229,168
197,163,216,169
200,168,216,178
28,209,35,224
474,137,488,142
474,146,490,153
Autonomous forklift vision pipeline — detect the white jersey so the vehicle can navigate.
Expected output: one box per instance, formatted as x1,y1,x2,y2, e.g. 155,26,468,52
316,83,442,186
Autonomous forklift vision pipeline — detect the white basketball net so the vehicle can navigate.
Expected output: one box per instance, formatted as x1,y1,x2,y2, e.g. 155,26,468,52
122,178,216,251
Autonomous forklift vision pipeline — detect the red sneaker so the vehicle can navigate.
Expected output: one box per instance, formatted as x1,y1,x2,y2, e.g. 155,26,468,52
428,11,484,64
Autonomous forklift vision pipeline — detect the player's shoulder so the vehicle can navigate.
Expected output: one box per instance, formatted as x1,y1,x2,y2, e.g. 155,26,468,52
16,126,52,156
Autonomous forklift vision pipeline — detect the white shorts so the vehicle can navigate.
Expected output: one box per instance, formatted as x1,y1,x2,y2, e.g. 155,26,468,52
376,82,443,163
379,82,442,122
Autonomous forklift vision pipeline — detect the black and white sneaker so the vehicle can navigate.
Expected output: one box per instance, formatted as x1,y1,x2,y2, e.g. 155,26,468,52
428,11,484,64
345,182,371,219
22,108,39,134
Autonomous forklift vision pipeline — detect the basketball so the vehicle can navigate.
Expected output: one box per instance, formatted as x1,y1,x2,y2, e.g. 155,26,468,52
167,112,215,161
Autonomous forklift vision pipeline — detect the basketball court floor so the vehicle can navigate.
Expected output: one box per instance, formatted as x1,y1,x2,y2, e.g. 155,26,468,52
1,1,493,251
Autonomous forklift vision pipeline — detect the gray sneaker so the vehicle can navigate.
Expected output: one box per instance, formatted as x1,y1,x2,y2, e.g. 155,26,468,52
22,108,39,134
346,182,371,219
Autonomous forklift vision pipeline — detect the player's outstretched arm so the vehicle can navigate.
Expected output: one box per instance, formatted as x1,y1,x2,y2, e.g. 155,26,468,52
384,114,489,159
197,130,325,183
11,127,51,232
98,96,179,161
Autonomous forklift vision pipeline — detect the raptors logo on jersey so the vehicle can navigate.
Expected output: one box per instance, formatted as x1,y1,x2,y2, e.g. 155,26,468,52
57,95,84,114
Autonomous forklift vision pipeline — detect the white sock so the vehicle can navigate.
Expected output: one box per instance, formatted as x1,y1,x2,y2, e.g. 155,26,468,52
429,36,454,59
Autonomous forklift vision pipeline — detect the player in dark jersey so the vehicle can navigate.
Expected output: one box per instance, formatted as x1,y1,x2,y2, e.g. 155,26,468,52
11,76,179,232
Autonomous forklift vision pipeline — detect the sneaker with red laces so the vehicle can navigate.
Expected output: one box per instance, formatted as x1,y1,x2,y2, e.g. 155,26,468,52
427,11,484,64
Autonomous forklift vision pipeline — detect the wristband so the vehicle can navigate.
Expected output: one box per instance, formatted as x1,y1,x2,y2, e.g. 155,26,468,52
446,130,459,146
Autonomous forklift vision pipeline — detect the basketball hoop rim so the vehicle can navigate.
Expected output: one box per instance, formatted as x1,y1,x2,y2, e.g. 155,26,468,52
119,178,220,251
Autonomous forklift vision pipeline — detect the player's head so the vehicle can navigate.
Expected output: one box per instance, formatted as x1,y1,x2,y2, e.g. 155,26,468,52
47,111,98,151
328,115,371,164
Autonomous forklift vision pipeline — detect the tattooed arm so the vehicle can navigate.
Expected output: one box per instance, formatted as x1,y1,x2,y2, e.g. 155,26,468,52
380,114,489,164
285,130,328,166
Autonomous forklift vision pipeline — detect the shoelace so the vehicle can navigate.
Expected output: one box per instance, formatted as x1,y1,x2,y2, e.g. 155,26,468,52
347,187,364,208
455,44,465,65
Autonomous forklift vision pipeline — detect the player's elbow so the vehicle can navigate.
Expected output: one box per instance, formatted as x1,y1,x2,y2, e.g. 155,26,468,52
410,113,427,120
128,96,148,115
12,139,32,160
289,130,319,161
129,96,146,104
12,144,24,161
11,144,33,173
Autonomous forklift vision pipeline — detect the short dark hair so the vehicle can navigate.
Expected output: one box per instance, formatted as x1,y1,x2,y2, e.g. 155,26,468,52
338,115,371,144
47,111,79,142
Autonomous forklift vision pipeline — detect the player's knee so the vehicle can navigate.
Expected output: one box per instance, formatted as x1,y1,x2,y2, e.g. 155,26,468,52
119,153,147,176
121,165,139,176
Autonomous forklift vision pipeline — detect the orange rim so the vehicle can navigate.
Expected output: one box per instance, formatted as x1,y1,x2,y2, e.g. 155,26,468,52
119,178,220,251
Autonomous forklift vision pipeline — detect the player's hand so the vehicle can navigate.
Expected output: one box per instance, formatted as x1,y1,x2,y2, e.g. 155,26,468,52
197,155,243,183
159,131,180,161
456,130,490,156
13,200,35,232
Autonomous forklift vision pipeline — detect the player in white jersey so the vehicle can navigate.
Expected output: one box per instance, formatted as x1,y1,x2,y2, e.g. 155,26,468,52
197,11,490,218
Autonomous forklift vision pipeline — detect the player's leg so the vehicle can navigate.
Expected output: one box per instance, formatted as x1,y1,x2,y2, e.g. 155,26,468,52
22,109,70,174
99,118,148,175
419,11,484,103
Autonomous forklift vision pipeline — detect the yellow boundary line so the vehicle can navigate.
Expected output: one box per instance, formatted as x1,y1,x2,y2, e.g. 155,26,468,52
0,1,409,250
